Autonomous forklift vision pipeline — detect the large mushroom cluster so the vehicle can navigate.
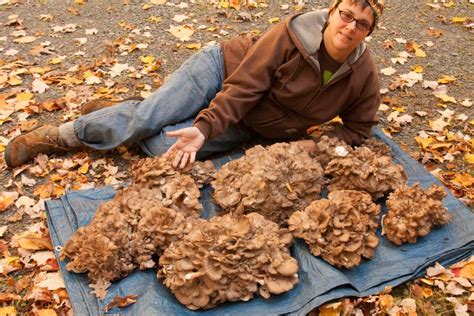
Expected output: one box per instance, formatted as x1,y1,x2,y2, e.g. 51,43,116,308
310,135,352,168
383,183,452,245
60,156,203,283
158,212,298,310
212,142,325,225
325,146,407,199
288,190,380,269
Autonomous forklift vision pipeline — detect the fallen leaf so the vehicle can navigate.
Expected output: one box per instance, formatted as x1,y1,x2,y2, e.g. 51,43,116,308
268,17,281,24
36,310,57,316
460,98,472,107
103,294,138,312
446,281,466,295
36,272,65,290
452,17,467,23
13,36,37,43
460,262,474,278
0,306,17,315
435,94,457,104
169,25,194,41
0,225,7,237
0,191,19,212
172,14,188,23
15,232,53,250
32,78,49,94
0,293,21,302
381,67,396,76
90,278,111,300
427,262,451,277
438,75,456,84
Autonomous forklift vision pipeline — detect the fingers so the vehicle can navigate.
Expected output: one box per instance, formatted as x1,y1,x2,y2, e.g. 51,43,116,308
190,152,196,164
172,150,183,168
180,152,190,169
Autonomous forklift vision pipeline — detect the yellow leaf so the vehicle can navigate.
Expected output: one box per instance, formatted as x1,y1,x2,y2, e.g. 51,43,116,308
413,44,426,58
471,119,474,126
78,162,89,174
437,75,456,84
452,17,467,23
319,302,342,316
453,173,474,187
15,92,34,101
379,294,394,311
0,144,5,153
415,136,433,149
268,17,281,24
148,16,161,23
0,306,17,316
392,106,406,113
219,1,229,8
49,57,63,65
465,154,474,164
435,94,457,104
185,43,202,50
143,3,153,10
207,27,217,32
330,116,343,124
37,310,57,316
411,65,424,73
459,262,474,279
75,0,85,4
430,142,452,150
140,55,155,64
8,76,23,86
443,1,455,7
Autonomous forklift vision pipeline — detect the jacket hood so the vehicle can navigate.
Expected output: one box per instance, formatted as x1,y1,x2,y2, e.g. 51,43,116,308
288,10,367,72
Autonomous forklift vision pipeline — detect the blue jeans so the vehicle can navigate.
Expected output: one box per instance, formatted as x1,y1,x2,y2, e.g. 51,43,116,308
74,45,259,158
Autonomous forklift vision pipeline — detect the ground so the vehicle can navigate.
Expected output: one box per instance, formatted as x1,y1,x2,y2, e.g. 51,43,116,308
0,0,472,315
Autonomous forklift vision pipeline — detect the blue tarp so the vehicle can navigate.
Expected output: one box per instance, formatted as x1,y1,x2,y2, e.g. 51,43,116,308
45,128,474,315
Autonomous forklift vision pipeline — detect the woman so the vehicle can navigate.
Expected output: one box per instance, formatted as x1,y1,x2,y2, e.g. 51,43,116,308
5,0,384,169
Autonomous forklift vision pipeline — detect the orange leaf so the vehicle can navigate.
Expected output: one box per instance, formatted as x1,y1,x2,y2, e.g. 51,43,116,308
16,232,53,250
460,262,474,279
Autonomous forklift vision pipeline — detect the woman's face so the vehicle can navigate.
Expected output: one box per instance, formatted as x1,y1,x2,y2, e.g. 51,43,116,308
324,0,374,62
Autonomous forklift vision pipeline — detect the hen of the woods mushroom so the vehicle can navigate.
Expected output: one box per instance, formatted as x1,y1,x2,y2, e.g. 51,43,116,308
158,212,298,310
383,183,452,245
288,190,380,269
212,142,325,225
325,146,407,199
60,157,204,284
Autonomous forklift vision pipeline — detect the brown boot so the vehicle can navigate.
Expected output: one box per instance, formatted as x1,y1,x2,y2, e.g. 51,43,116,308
4,125,68,168
81,96,144,115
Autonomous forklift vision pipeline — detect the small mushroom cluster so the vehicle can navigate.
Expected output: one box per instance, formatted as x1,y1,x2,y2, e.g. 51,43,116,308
61,156,203,283
212,142,325,225
158,212,298,310
383,183,452,245
310,135,353,168
288,190,380,269
325,146,407,199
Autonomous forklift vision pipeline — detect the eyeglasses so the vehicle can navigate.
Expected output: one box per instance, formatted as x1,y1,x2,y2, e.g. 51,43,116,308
338,8,372,32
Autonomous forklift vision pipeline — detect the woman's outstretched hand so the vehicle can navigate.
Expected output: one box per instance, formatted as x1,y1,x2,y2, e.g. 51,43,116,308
164,127,206,169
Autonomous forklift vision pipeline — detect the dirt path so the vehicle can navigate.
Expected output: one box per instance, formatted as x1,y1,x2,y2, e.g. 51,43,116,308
0,0,472,314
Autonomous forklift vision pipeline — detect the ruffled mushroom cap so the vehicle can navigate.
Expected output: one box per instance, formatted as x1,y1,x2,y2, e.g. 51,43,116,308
288,190,381,269
310,135,353,168
325,147,407,200
158,213,298,310
383,183,452,245
212,142,325,225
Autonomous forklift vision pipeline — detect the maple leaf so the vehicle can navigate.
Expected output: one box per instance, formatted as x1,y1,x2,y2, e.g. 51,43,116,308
380,67,396,76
